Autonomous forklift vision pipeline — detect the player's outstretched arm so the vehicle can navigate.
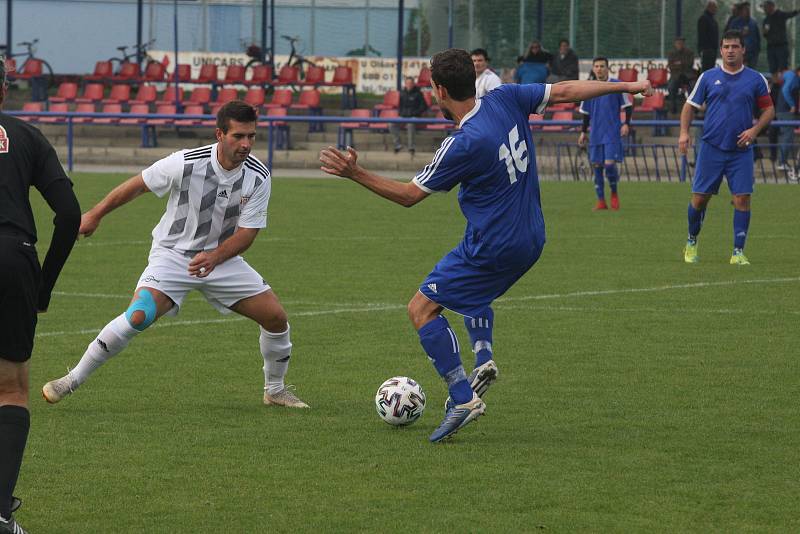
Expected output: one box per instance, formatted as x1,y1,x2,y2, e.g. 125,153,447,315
80,174,151,237
549,79,653,104
320,146,428,207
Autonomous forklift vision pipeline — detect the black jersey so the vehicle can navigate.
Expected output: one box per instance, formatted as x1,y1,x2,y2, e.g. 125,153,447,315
0,112,71,242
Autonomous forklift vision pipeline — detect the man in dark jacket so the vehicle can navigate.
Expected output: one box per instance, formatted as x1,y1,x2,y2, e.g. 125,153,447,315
762,1,800,73
698,0,720,72
548,39,579,82
667,37,697,113
391,77,428,155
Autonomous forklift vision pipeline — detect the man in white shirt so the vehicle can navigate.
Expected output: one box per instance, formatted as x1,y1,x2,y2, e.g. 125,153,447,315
42,101,309,409
471,48,502,98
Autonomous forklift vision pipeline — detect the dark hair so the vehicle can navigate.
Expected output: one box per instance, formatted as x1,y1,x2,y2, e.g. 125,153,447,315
470,48,489,61
721,29,745,46
216,100,257,132
559,39,569,46
592,56,609,66
431,48,476,101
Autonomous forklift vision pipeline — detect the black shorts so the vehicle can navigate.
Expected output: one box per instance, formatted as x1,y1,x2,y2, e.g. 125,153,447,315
0,237,41,362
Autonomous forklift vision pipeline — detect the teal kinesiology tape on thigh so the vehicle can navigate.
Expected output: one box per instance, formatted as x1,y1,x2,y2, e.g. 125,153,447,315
125,289,157,331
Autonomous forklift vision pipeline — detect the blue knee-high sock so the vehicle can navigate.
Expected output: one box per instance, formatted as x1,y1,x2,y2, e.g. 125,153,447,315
418,316,473,404
464,307,494,368
733,209,751,250
687,203,706,241
593,166,605,199
605,163,619,193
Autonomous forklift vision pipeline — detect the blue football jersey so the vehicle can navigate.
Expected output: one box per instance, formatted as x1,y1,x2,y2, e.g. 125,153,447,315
578,78,632,146
412,83,550,268
687,66,771,152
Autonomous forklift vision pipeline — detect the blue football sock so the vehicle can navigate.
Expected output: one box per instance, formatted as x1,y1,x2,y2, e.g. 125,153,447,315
733,209,751,250
687,203,706,241
593,166,605,200
464,307,494,368
605,163,619,193
418,316,473,404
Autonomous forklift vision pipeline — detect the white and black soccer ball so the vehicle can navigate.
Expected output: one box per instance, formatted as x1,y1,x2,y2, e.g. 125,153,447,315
374,376,426,426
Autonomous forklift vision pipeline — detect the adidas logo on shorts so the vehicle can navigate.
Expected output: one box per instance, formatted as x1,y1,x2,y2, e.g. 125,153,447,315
427,283,438,294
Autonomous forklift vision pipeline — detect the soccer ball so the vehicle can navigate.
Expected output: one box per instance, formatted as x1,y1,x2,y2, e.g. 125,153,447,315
374,376,426,426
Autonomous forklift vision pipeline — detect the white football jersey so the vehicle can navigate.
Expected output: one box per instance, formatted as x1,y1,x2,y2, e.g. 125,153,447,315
141,143,270,255
475,69,502,98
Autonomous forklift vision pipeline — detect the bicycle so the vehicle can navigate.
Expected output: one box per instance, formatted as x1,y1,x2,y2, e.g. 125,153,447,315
1,39,55,100
281,35,317,74
108,39,158,75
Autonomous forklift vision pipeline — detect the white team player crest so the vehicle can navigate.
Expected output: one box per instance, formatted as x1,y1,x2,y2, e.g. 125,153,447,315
0,125,9,153
427,283,438,294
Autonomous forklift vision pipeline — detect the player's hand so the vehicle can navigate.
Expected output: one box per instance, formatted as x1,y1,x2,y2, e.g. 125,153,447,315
620,124,630,137
320,146,359,179
188,250,219,278
736,128,756,148
78,211,101,238
678,131,691,155
578,132,587,147
629,80,653,97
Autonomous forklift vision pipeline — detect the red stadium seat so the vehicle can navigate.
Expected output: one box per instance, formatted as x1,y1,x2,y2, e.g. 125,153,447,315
49,82,79,104
374,90,400,113
186,87,212,106
102,84,131,104
40,102,68,124
155,86,184,106
340,108,370,128
301,65,325,86
247,64,273,86
263,89,293,109
142,62,167,82
120,103,150,125
176,64,192,83
417,67,431,87
426,111,454,131
646,67,668,88
130,85,157,106
369,109,398,131
329,66,353,86
75,83,105,104
209,87,239,114
223,64,246,85
93,103,122,124
617,68,638,83
263,107,290,148
85,61,113,82
276,65,299,86
194,64,218,84
15,59,43,80
72,102,97,123
543,110,574,131
176,104,205,126
637,92,666,111
243,87,266,108
19,101,44,122
148,104,177,126
290,89,321,111
528,113,545,131
112,62,141,82
547,101,575,111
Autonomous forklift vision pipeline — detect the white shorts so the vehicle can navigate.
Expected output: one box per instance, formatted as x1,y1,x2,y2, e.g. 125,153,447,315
136,246,271,315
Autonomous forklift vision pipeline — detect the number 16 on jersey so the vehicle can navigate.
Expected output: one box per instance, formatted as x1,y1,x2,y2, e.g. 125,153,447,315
498,125,528,184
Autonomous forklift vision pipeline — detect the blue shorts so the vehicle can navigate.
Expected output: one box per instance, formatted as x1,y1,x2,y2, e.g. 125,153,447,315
419,241,543,318
589,142,624,164
692,142,754,195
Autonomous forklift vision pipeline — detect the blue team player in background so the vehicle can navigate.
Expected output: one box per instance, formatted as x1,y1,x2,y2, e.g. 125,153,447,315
679,30,774,266
320,48,652,442
578,57,633,211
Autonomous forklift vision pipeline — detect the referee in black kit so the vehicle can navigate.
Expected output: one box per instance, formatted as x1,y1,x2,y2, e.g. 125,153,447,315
0,59,80,534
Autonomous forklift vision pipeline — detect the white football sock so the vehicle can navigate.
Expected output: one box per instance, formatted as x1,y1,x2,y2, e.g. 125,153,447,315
70,314,140,387
260,324,292,395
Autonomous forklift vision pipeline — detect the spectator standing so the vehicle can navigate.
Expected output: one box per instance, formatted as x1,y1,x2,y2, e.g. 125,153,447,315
391,77,428,155
729,3,761,69
667,37,698,113
547,39,579,82
773,66,800,172
514,41,552,85
725,3,742,31
762,1,800,73
470,48,502,98
698,1,720,71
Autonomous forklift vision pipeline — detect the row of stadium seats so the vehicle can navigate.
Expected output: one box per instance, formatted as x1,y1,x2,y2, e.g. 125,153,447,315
42,84,322,114
83,61,355,89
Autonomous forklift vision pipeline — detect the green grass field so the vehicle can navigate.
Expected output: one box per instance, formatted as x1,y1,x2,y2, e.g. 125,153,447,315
20,175,800,532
